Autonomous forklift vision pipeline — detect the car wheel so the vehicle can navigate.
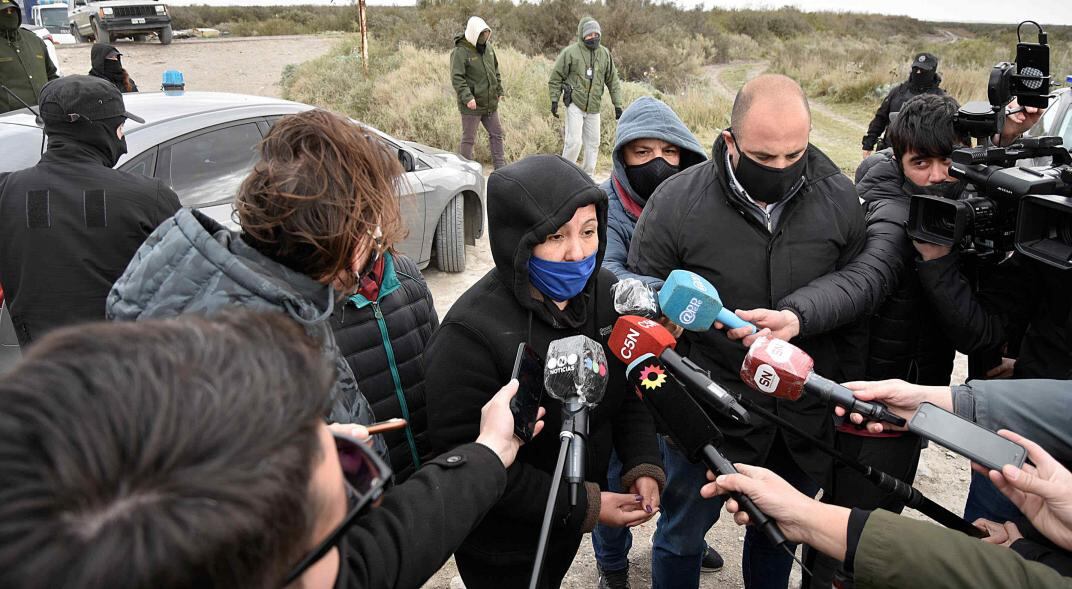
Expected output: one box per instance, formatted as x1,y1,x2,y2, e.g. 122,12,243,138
435,195,466,272
92,19,110,43
159,25,173,45
70,23,85,43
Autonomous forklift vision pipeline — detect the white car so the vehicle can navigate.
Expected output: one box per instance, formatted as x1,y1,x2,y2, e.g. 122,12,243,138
20,25,62,76
31,3,77,43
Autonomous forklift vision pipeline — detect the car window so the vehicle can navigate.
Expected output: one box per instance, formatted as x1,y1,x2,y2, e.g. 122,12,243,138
1057,110,1072,153
158,123,263,208
120,148,156,178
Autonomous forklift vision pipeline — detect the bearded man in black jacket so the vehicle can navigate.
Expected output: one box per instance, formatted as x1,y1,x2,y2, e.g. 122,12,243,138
628,74,866,589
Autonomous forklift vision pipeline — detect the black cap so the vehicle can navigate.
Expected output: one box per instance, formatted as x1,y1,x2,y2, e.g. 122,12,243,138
912,52,938,71
38,75,145,125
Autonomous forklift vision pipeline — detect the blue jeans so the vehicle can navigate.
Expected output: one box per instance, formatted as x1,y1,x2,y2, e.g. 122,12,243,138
652,436,820,589
964,471,1023,524
592,450,633,571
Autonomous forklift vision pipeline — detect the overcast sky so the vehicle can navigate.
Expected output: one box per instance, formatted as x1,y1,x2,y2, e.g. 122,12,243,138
167,0,1072,26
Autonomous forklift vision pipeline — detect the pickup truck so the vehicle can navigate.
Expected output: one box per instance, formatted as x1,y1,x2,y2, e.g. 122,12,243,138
68,0,172,44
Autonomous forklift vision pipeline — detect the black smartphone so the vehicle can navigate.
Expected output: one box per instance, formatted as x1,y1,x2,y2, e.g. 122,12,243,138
510,343,545,443
909,402,1027,471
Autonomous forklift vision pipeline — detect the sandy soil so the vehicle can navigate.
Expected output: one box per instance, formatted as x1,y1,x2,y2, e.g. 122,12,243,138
53,35,970,587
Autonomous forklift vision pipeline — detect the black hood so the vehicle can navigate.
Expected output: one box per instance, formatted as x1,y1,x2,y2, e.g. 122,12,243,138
90,43,120,70
487,155,608,322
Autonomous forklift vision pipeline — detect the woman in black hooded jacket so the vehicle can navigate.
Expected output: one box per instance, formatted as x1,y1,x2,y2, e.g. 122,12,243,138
424,155,665,588
88,43,138,93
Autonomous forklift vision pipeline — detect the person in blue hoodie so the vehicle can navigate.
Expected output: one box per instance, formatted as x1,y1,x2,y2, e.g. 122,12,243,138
595,96,709,589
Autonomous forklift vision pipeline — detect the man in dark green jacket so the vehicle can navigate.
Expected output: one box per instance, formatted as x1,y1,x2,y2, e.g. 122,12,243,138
548,17,622,176
0,0,58,114
451,16,506,169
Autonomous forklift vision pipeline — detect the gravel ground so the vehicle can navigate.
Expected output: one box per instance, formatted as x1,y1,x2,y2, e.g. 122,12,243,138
48,36,972,587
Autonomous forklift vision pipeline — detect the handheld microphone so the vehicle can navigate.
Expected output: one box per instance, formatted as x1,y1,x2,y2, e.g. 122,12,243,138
659,270,756,334
544,335,609,506
609,316,749,424
740,336,906,428
611,278,661,319
627,353,790,553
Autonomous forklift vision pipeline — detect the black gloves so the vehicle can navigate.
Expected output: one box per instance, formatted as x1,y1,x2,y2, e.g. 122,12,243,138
551,102,559,118
615,106,623,120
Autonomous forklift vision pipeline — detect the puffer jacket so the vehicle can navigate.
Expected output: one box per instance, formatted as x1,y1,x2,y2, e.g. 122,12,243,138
106,209,383,454
450,17,503,116
547,17,622,114
600,96,707,287
331,252,438,483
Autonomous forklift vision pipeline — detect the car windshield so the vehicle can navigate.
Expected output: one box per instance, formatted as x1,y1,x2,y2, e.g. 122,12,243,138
39,8,67,29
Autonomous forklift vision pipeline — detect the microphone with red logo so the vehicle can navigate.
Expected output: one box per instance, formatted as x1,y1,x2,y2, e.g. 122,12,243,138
626,352,795,559
544,335,609,506
609,315,750,423
740,336,906,428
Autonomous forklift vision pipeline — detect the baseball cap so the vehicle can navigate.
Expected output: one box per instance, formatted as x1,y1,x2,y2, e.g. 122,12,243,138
912,52,938,71
37,75,145,125
0,0,19,12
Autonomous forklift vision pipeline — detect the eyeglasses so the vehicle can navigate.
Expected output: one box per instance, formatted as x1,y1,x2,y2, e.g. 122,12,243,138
282,433,391,585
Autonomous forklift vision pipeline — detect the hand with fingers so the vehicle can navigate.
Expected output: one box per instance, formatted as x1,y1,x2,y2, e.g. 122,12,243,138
719,308,797,347
837,379,951,433
974,518,1023,548
599,491,658,527
977,430,1072,552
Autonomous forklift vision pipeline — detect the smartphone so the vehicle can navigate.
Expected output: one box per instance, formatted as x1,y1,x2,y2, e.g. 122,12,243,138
510,343,545,443
366,418,407,435
909,402,1027,471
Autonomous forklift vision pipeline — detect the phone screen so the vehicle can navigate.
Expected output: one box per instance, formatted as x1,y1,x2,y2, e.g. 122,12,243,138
909,402,1027,471
510,343,545,443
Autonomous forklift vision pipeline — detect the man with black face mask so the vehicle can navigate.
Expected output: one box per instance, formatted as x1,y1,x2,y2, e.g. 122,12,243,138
88,43,138,93
861,52,945,159
0,0,58,114
629,74,866,589
0,76,179,346
594,96,709,589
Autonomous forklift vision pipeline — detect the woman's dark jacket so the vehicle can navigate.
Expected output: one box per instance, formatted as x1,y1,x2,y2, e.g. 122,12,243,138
424,155,664,566
628,136,867,484
332,252,439,482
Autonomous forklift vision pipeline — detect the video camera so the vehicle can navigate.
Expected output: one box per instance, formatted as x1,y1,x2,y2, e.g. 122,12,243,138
907,21,1072,270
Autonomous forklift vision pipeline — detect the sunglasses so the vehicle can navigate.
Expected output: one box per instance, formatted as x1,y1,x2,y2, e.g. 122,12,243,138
282,433,391,585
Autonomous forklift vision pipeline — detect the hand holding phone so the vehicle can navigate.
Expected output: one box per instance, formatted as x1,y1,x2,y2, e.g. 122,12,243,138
909,402,1027,471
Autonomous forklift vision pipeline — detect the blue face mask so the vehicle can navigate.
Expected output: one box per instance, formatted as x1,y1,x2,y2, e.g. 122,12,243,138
528,252,597,302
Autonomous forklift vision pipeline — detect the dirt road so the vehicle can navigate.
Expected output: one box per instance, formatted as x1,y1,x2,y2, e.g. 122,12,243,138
50,36,971,588
54,34,341,97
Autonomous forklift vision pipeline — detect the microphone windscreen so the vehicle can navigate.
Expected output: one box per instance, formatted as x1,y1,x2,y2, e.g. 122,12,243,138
628,354,720,461
545,335,609,406
611,278,661,318
739,336,812,401
609,315,677,365
658,270,723,332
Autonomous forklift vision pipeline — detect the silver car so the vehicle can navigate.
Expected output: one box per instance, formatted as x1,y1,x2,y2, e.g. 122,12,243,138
0,92,486,371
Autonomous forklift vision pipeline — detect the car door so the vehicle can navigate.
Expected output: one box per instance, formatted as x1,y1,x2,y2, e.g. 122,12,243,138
381,139,428,263
154,120,266,230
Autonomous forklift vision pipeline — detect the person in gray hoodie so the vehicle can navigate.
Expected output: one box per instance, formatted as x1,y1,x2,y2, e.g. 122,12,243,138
106,110,406,458
595,96,709,589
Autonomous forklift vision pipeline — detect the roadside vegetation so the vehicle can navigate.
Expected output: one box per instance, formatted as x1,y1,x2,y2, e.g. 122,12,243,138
174,1,1072,171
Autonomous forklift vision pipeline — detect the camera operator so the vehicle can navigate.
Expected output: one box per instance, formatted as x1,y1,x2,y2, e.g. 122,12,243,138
700,429,1072,589
0,310,540,589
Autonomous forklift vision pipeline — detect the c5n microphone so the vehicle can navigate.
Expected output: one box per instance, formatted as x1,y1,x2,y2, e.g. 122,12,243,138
544,335,609,506
740,336,906,428
609,315,749,424
626,353,791,555
659,270,756,333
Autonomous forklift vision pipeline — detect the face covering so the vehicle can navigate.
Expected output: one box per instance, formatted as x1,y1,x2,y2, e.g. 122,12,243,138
583,37,600,50
903,177,964,200
730,133,807,204
102,59,124,75
625,157,680,204
0,10,18,31
909,68,936,89
528,252,597,302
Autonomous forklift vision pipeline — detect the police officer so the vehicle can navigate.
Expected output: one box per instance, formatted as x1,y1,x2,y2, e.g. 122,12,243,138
0,0,58,114
0,75,180,346
861,52,946,158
